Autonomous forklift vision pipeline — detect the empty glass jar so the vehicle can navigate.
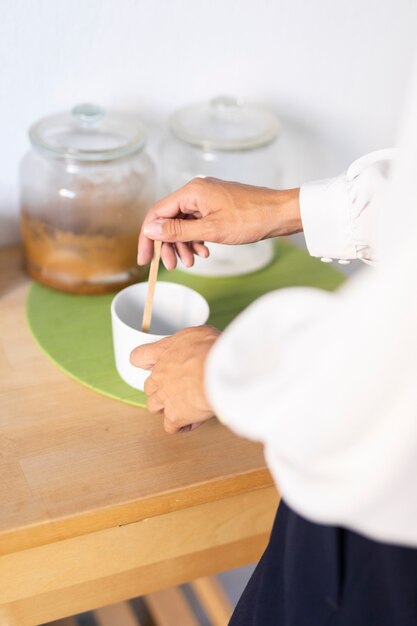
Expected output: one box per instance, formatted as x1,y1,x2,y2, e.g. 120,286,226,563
20,103,156,293
160,96,281,276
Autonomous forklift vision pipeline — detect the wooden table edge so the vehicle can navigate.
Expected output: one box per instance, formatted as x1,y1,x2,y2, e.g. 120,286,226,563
0,485,280,626
0,468,273,556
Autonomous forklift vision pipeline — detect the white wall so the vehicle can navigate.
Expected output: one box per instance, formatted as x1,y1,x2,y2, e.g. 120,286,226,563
1,0,416,245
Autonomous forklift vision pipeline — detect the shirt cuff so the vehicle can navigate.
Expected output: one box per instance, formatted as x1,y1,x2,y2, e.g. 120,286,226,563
300,175,357,261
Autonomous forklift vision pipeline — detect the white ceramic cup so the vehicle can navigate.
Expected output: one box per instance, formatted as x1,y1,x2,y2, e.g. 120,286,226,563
111,282,210,391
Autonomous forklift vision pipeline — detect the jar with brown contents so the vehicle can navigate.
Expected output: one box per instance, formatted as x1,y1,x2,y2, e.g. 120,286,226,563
20,104,156,294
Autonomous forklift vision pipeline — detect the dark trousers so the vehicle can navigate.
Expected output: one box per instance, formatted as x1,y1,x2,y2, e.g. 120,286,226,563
230,501,417,626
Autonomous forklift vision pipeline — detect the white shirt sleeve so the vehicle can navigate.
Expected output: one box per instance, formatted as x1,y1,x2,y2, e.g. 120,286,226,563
300,148,395,264
204,70,417,547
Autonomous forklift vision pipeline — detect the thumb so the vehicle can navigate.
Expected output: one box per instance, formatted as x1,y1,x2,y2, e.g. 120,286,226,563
143,217,209,243
130,337,170,370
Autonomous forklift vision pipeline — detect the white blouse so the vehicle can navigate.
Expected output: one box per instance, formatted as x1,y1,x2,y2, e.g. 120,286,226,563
205,63,417,547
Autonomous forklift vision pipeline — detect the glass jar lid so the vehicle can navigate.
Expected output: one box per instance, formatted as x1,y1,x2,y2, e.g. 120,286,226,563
29,103,147,161
168,96,279,151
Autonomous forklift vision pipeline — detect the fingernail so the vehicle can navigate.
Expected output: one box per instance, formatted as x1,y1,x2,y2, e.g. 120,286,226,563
179,423,199,433
144,221,163,237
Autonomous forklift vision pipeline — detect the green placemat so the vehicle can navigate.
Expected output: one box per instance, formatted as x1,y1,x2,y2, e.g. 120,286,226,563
26,241,344,408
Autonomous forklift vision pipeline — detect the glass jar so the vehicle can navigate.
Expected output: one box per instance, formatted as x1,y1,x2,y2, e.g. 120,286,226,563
160,96,281,276
20,103,156,294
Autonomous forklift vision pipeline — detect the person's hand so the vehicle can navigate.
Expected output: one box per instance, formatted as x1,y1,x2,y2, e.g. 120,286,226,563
138,177,301,269
130,326,221,433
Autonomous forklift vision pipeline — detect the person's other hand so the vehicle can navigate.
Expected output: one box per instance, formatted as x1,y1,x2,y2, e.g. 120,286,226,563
138,177,301,269
130,326,220,433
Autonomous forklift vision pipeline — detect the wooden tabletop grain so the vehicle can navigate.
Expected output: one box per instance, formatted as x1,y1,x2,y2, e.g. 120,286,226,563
0,245,274,556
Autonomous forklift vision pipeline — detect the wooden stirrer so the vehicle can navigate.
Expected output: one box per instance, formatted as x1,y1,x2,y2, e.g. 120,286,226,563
141,240,162,333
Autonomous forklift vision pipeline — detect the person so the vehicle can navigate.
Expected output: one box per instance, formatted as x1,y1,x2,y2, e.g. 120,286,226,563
130,67,417,624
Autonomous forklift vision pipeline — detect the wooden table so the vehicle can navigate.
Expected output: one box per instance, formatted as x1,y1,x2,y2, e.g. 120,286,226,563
0,246,279,626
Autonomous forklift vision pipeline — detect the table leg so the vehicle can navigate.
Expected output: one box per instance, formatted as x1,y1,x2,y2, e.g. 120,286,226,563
94,602,142,626
191,577,233,626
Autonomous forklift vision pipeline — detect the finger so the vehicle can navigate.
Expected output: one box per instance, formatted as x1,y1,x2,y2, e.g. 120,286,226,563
144,375,158,396
191,241,210,258
138,190,188,265
147,393,164,414
145,183,203,222
176,242,195,268
130,338,170,369
137,230,154,267
138,209,161,266
138,181,205,266
160,242,178,270
163,416,181,435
